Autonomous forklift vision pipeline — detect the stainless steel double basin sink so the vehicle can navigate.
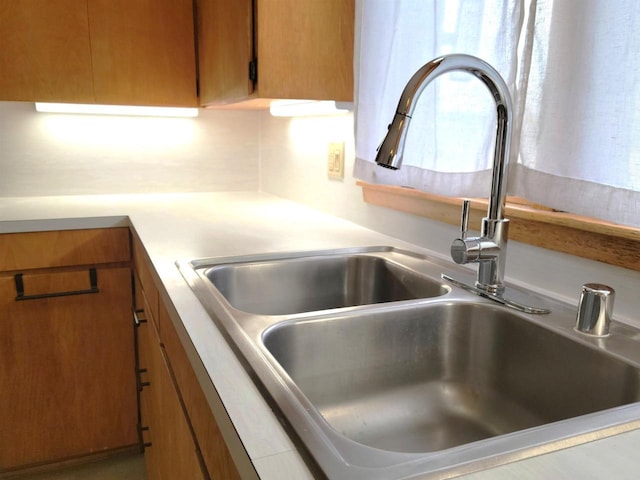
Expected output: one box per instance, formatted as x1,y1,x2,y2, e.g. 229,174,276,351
178,247,640,479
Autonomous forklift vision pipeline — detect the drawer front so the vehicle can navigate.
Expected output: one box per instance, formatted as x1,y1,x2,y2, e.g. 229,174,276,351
0,228,130,271
132,238,159,332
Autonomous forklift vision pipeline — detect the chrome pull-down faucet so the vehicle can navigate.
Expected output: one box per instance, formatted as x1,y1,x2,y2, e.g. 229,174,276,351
375,54,512,294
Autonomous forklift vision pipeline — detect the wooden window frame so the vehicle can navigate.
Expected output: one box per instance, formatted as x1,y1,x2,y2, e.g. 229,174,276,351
357,181,640,273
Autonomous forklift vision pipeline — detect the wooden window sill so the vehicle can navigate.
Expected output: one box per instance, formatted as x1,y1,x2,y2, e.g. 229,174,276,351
357,181,640,273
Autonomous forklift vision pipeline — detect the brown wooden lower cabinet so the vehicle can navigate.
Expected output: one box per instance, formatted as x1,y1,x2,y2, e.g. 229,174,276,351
0,225,242,477
0,228,231,478
133,233,241,480
137,305,208,480
0,266,138,472
161,304,241,480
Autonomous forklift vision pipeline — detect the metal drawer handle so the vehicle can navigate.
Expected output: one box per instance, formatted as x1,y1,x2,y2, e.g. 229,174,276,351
133,308,148,326
137,423,152,449
14,268,99,301
136,367,151,391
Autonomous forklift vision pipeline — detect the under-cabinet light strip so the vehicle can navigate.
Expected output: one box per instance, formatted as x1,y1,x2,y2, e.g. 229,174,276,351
269,100,352,117
35,102,199,118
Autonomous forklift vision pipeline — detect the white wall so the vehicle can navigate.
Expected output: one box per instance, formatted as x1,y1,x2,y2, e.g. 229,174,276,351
259,110,640,327
0,100,637,326
0,102,260,196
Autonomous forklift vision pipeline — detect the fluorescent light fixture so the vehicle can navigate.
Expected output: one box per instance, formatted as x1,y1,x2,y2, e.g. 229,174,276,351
35,102,199,118
269,100,352,117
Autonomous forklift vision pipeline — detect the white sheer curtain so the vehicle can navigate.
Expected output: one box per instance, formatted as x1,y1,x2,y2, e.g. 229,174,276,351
514,0,640,227
354,0,640,228
354,0,527,198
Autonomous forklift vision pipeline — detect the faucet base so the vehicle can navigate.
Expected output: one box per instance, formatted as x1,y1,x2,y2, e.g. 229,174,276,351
475,280,506,296
441,273,551,314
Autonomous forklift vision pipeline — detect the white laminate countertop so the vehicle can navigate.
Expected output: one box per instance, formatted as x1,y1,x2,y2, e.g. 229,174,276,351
1,191,639,480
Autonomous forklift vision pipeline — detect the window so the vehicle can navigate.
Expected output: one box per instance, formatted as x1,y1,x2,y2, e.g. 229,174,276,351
354,0,640,228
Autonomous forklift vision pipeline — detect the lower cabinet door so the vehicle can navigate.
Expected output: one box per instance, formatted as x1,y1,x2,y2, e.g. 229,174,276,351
138,319,163,480
137,313,207,480
0,266,138,471
161,306,241,479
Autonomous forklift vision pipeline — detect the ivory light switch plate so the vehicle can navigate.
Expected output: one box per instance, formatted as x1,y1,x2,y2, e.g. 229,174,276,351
327,142,344,180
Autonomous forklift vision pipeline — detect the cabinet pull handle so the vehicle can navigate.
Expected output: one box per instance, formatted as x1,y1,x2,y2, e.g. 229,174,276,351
133,308,147,326
14,268,99,301
136,367,151,391
137,423,152,450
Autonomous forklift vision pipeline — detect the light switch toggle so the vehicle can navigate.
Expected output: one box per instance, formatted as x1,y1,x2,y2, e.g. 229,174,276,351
327,142,345,179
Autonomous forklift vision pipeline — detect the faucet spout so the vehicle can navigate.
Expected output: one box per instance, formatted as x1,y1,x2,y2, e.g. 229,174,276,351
375,54,513,293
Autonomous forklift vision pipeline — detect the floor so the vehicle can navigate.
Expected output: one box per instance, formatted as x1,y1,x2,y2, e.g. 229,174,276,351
13,454,146,480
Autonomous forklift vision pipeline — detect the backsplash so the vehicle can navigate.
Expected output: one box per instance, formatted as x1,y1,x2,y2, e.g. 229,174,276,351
0,101,638,326
0,102,260,196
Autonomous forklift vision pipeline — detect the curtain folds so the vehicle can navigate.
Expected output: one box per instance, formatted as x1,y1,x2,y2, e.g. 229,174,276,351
514,0,640,226
354,0,640,228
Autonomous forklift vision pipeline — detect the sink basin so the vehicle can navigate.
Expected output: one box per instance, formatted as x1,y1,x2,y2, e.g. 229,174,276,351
201,249,449,315
179,246,640,479
262,302,640,454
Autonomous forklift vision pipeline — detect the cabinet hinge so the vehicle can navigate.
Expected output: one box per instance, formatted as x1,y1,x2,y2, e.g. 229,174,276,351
249,59,258,84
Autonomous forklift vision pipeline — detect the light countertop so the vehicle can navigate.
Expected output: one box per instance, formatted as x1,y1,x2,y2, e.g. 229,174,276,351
2,191,639,479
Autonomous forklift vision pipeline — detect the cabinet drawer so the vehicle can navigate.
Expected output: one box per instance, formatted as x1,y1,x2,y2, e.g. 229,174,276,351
0,228,130,271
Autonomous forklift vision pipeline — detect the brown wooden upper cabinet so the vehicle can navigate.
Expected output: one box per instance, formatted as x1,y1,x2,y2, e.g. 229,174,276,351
0,0,198,107
197,0,355,107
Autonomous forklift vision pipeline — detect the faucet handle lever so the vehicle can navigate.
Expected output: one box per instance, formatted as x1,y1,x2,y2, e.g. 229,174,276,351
460,200,470,239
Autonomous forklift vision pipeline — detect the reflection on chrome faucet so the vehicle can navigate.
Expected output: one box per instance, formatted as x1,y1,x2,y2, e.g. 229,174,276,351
375,54,512,295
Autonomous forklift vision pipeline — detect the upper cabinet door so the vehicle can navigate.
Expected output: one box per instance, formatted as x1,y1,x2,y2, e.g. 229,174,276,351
257,0,354,102
88,0,198,107
0,0,197,106
197,0,253,105
0,0,94,103
197,0,354,107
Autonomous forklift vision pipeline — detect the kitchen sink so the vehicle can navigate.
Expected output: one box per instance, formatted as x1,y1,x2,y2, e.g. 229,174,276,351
201,249,450,315
263,302,640,454
199,248,450,315
178,246,640,479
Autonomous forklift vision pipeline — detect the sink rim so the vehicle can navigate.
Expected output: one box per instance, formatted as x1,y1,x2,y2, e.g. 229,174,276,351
177,246,640,480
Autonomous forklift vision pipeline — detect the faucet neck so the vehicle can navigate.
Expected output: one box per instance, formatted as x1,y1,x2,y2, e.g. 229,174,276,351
489,103,510,221
378,54,513,222
375,54,515,293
